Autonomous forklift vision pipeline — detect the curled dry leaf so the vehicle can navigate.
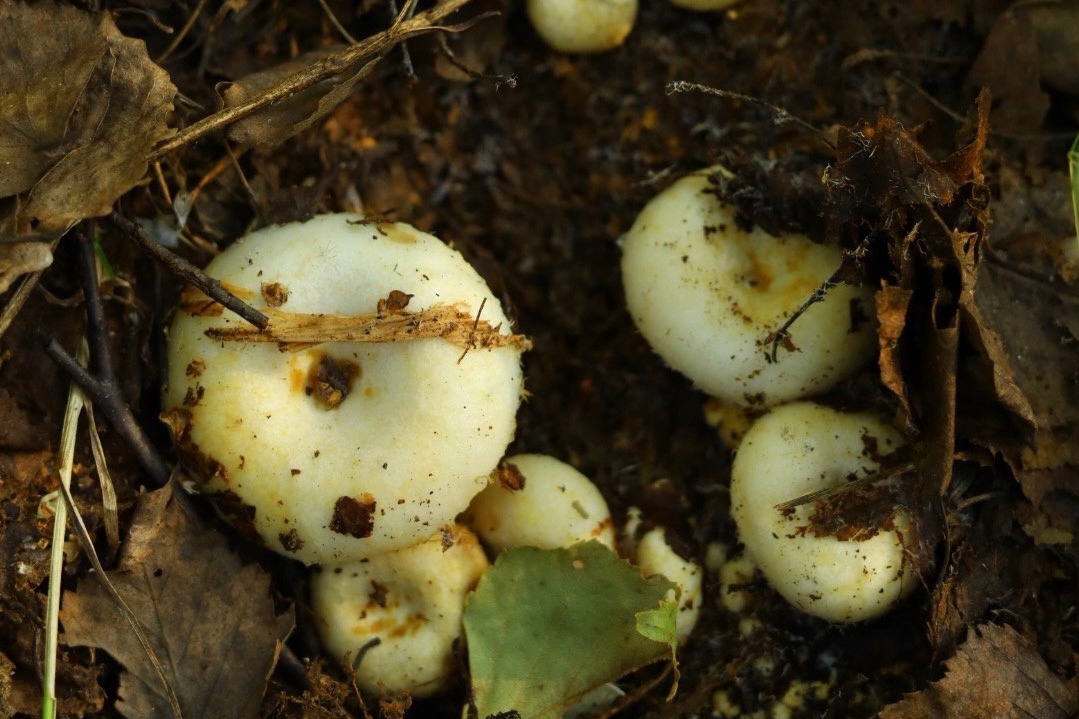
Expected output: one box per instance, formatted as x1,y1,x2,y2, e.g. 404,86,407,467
0,1,175,288
61,485,293,719
222,44,384,150
879,623,1077,719
974,258,1079,542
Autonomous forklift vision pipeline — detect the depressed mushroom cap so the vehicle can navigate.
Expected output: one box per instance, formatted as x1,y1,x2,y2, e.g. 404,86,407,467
310,524,489,697
621,168,876,407
729,402,916,622
464,453,616,552
163,214,524,564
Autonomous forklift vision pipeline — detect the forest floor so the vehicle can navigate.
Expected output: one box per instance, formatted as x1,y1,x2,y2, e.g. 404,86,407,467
2,0,1079,717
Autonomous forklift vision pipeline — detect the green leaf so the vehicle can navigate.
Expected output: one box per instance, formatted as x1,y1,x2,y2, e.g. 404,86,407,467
636,600,680,699
463,542,675,719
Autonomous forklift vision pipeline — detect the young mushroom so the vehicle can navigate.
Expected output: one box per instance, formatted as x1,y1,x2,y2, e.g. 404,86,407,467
463,453,616,552
310,524,489,697
621,167,876,409
525,0,637,54
729,402,917,622
622,507,702,643
162,213,527,565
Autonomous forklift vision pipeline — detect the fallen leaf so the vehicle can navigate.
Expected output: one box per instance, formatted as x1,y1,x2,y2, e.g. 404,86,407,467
463,542,676,719
806,92,1006,566
1022,2,1079,94
965,10,1050,134
879,623,1077,719
60,485,293,719
0,238,54,296
0,1,175,243
974,258,1079,540
222,45,383,150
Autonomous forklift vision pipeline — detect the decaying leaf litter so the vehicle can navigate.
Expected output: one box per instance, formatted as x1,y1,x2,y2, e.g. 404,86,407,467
2,0,1079,717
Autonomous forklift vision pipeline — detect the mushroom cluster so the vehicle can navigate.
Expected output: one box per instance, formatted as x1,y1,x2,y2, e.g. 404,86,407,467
165,214,700,696
621,168,916,622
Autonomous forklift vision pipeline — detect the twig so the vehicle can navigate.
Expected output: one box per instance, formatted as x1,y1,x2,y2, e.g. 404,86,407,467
765,273,840,362
43,338,171,487
40,232,173,487
149,0,475,159
155,0,210,64
387,0,416,79
318,0,358,44
666,81,833,146
110,212,269,330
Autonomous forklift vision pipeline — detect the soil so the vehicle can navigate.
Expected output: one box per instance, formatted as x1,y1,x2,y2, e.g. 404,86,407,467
2,0,1079,718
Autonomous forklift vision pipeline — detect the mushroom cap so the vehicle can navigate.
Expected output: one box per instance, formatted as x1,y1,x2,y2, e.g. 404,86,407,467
634,528,702,642
665,0,740,10
464,453,616,552
310,524,489,697
525,0,637,54
729,402,916,622
163,214,524,564
621,168,876,407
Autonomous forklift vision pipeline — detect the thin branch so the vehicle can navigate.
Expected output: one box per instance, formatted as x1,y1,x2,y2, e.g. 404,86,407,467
43,337,172,488
155,0,210,63
149,0,475,159
666,81,834,147
765,273,841,363
110,212,269,330
77,232,114,379
317,0,358,44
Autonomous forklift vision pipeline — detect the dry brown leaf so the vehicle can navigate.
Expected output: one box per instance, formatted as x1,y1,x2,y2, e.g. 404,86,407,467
0,1,175,244
60,484,293,719
965,10,1050,134
974,258,1079,541
1022,2,1079,95
812,93,997,556
880,623,1077,719
0,240,53,303
222,45,384,150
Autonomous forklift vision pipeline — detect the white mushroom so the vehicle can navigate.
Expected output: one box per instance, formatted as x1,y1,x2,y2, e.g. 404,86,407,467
162,214,526,564
310,524,489,697
729,402,917,622
633,527,702,643
666,0,740,11
464,453,616,552
621,167,876,408
526,0,637,54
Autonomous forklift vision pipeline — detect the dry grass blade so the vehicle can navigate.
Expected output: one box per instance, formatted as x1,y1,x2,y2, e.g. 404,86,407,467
44,342,184,719
205,304,533,352
85,403,121,559
43,343,87,719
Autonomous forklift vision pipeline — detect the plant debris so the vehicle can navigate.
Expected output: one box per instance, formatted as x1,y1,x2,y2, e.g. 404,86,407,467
879,623,1078,719
0,2,174,265
60,484,293,719
204,302,532,352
